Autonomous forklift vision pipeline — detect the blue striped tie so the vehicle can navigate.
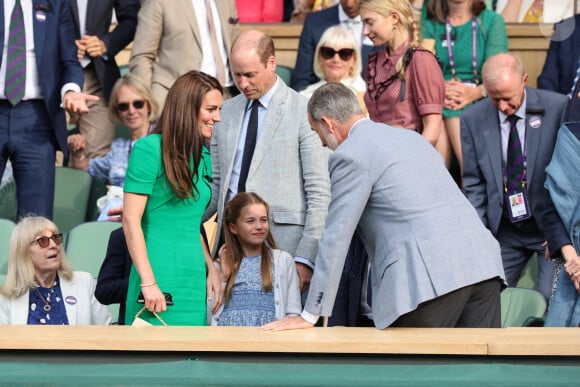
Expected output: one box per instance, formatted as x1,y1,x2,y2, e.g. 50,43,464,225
5,0,26,105
506,115,524,192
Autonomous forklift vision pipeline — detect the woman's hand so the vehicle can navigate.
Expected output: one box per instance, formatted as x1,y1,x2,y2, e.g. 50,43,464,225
206,264,223,314
444,80,481,111
140,283,167,313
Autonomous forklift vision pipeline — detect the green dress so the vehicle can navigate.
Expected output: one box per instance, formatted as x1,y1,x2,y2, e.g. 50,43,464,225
123,134,212,325
421,9,508,118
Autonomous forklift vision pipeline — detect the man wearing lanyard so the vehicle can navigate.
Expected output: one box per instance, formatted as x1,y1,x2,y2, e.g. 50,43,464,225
0,0,97,219
461,53,572,299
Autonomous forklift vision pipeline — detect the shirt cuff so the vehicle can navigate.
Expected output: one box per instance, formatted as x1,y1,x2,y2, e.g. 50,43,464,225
301,310,319,325
60,83,82,104
294,256,314,270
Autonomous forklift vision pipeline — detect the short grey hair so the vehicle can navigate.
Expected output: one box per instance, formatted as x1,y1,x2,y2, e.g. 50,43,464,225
308,82,363,124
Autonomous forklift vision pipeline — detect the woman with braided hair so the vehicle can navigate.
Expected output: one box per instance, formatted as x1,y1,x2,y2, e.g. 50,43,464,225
361,0,445,148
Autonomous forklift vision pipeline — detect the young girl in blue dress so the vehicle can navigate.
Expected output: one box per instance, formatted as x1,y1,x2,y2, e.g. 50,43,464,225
209,192,302,326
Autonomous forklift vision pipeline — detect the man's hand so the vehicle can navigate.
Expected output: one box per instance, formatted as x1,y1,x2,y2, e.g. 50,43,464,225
261,316,314,331
63,91,99,114
76,35,107,60
295,262,313,292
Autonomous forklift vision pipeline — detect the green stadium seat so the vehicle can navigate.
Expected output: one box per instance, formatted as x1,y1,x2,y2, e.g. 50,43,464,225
65,221,121,278
0,219,15,275
501,287,547,327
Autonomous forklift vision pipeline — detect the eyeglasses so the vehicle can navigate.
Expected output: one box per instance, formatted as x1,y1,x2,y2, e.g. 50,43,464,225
116,100,145,112
31,234,63,248
319,47,355,61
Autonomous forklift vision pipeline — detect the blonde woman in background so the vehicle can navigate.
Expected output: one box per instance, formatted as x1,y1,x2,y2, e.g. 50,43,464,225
300,26,367,114
361,0,445,147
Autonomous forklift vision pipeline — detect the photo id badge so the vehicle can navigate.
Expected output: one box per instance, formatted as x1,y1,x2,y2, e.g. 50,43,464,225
505,188,531,223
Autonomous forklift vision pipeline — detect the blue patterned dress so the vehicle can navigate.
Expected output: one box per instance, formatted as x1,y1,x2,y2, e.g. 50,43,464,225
218,255,276,326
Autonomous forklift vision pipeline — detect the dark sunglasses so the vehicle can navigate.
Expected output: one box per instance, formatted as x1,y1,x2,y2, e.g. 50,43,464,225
319,47,355,61
116,100,145,112
31,234,63,248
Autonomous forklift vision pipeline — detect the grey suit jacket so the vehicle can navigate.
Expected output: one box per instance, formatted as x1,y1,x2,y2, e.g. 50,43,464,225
461,88,569,252
129,0,239,107
304,119,505,329
206,80,331,263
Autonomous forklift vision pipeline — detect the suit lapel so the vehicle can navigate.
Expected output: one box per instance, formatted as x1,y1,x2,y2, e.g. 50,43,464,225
215,0,233,49
69,0,80,35
523,89,543,189
32,0,49,66
483,105,503,195
247,83,286,180
85,0,97,34
61,275,77,325
178,0,201,49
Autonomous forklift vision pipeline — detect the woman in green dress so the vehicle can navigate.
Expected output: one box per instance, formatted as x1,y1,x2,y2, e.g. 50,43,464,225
122,71,223,325
421,0,508,176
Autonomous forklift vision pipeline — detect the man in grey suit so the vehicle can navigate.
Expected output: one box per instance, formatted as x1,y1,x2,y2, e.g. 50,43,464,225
206,30,331,287
263,83,505,330
461,53,569,299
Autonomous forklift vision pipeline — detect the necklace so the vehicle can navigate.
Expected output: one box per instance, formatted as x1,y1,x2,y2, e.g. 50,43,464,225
35,286,54,312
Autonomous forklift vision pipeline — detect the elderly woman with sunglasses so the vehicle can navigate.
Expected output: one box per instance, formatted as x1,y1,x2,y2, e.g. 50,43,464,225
68,74,158,186
300,26,367,115
68,74,159,220
0,217,111,325
361,0,444,147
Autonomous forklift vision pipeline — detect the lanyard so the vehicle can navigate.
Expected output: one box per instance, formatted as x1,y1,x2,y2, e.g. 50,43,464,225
445,16,479,84
567,59,580,98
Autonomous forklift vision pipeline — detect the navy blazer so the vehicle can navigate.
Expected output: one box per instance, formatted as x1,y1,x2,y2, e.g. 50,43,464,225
537,15,580,95
0,0,84,155
95,227,131,324
291,4,373,91
461,87,571,256
69,0,139,102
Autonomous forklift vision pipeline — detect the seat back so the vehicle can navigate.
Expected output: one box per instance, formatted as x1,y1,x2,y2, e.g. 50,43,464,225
0,219,15,274
501,287,547,327
0,179,17,221
275,65,294,85
53,167,92,234
65,221,122,278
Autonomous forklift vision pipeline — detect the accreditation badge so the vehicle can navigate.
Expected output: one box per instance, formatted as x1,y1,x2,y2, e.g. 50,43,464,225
505,188,531,223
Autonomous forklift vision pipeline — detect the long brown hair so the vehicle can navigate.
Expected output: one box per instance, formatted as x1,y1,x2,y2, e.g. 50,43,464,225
152,70,222,199
222,192,278,303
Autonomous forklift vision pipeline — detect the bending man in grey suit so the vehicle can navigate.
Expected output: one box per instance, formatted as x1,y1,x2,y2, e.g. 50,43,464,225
263,83,505,330
205,30,331,288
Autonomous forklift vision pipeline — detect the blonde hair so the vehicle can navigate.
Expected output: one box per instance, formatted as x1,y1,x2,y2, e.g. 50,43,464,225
108,73,159,126
0,217,73,298
360,0,420,77
313,26,362,82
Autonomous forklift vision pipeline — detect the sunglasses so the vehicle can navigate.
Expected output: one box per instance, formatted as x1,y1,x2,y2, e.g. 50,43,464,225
31,234,64,248
319,47,355,61
116,100,145,112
